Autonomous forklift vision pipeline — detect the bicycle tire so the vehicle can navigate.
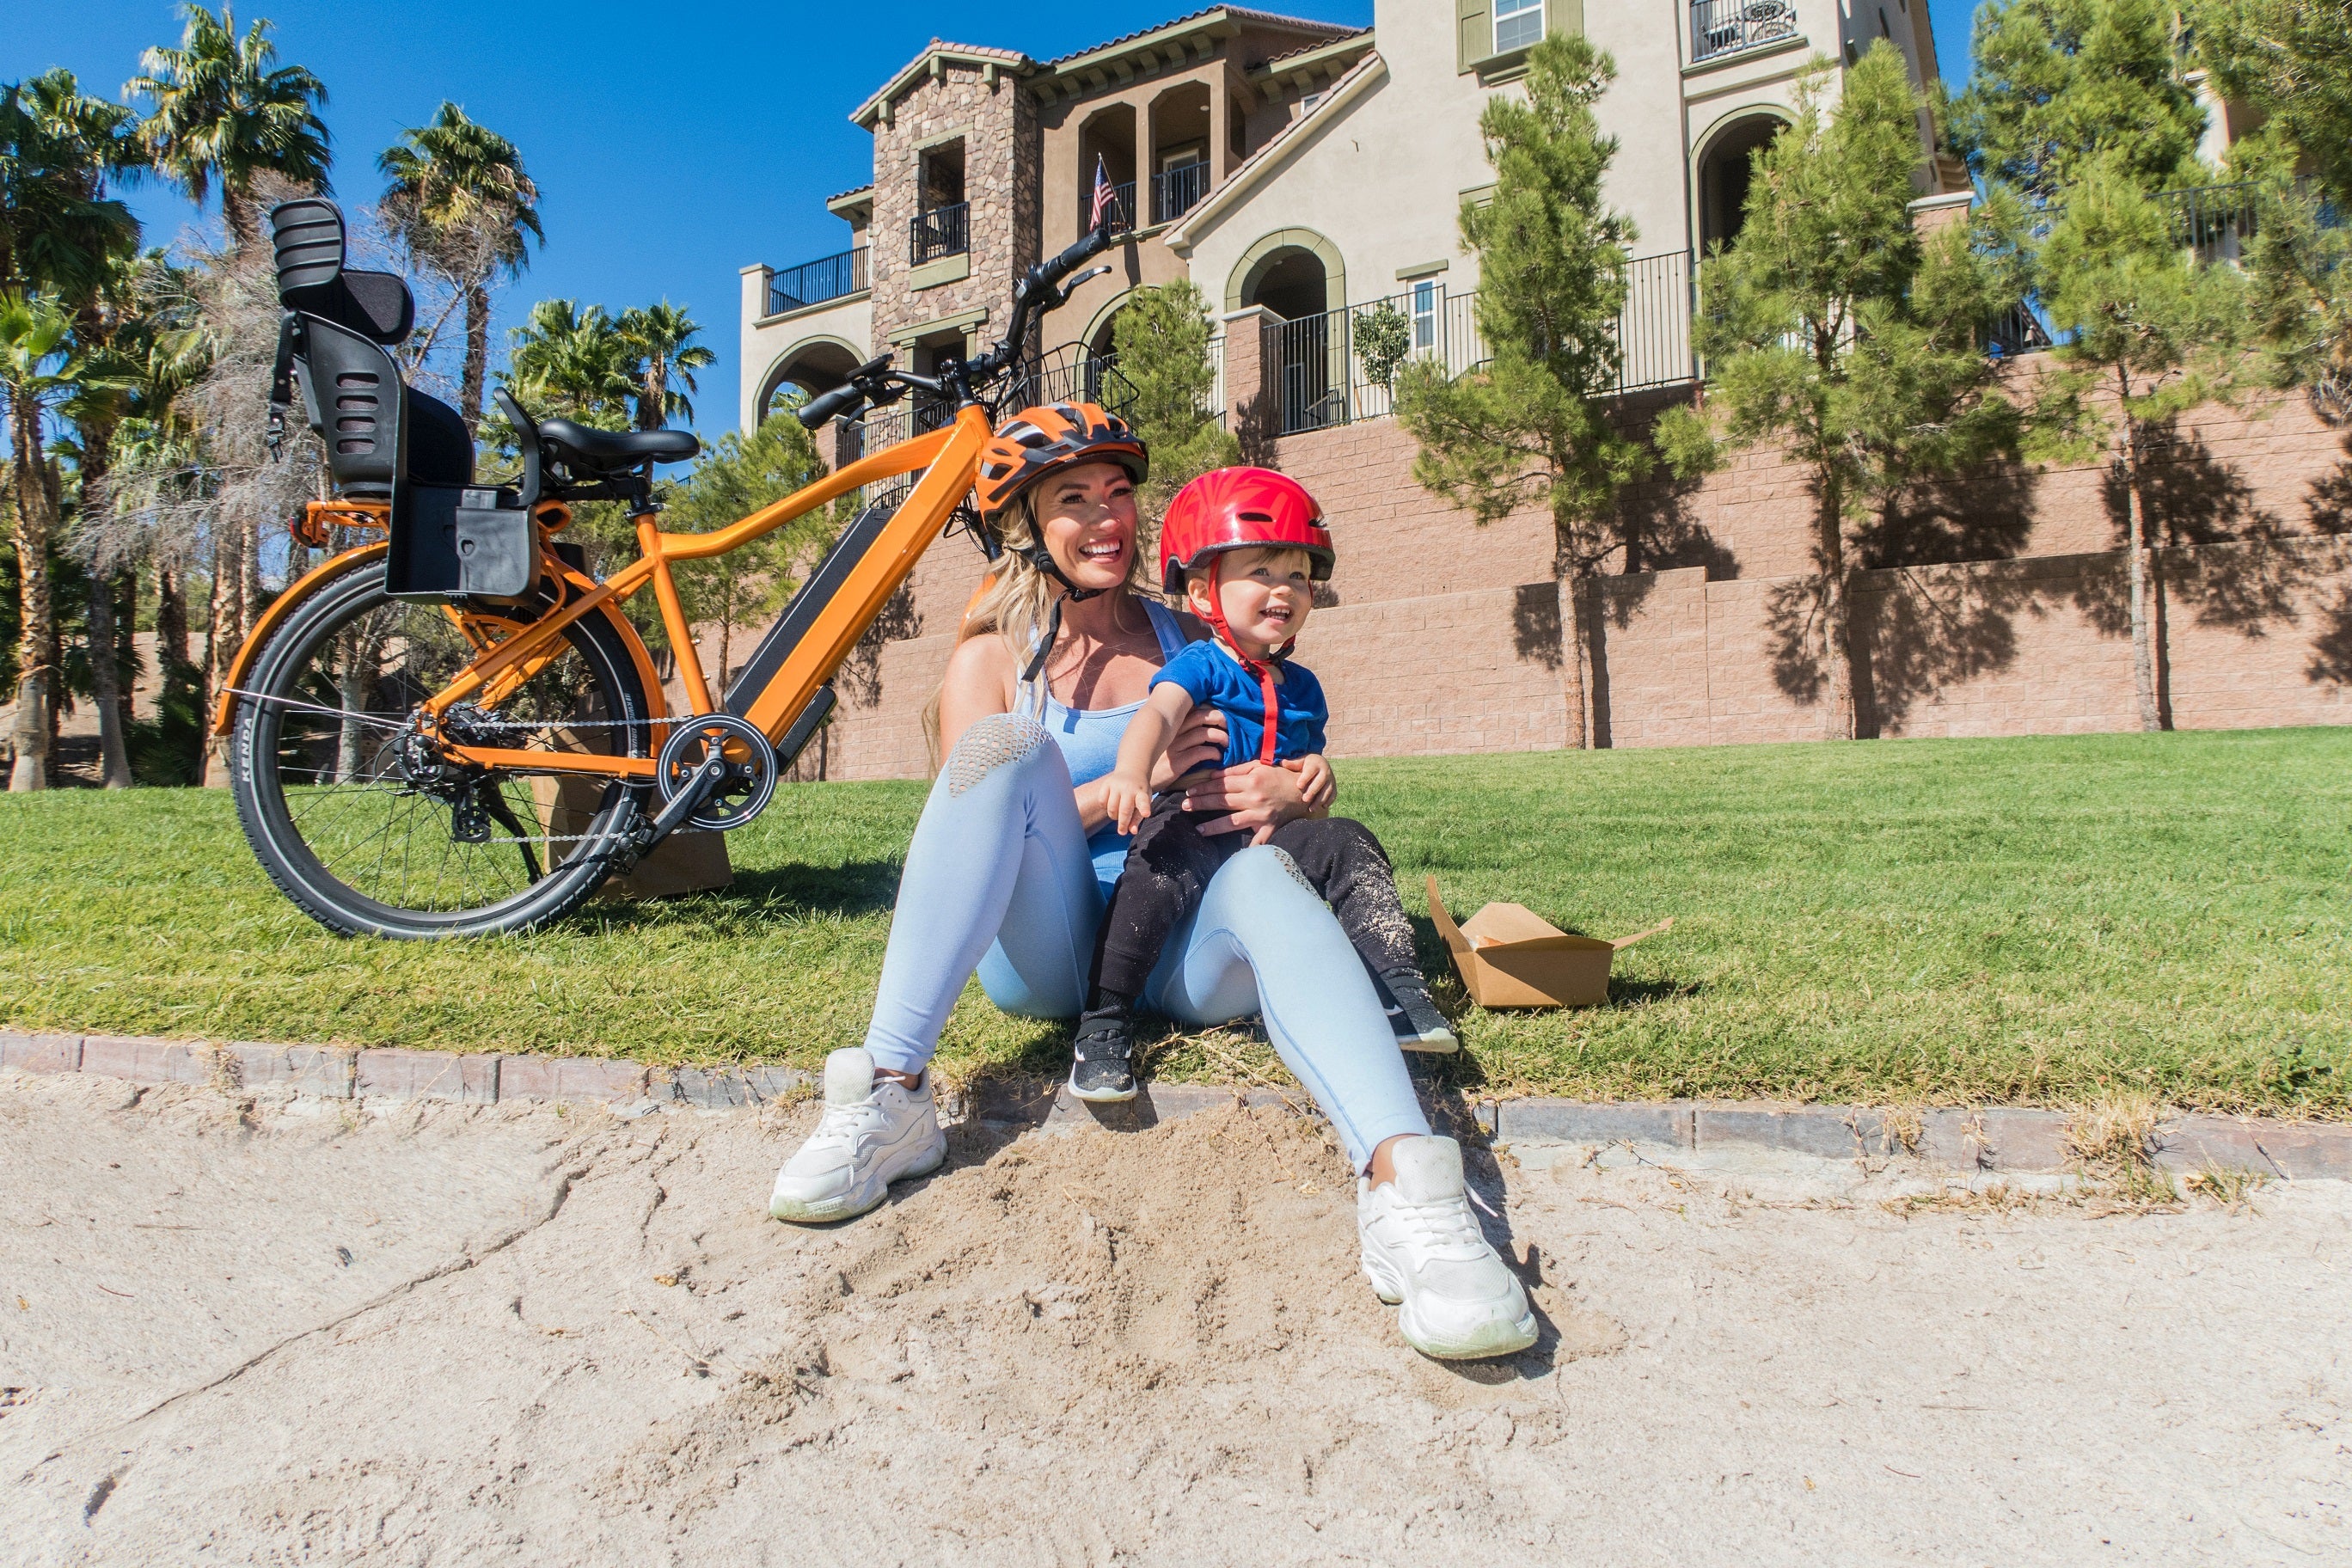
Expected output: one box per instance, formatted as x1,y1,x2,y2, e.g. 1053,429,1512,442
230,561,653,938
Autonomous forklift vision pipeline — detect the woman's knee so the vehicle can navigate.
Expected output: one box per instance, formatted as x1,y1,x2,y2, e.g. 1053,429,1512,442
943,712,1055,797
1214,842,1323,908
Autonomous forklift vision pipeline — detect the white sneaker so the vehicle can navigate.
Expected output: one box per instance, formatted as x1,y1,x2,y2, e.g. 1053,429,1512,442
1357,1136,1538,1360
769,1049,947,1223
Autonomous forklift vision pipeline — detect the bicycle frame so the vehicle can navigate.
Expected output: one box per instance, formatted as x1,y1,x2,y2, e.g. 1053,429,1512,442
401,404,986,781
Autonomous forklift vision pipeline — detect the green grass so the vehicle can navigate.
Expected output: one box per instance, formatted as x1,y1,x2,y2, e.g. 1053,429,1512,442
6,728,2349,1112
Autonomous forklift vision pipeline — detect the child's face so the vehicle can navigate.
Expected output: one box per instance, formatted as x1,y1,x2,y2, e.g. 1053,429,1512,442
1189,546,1314,655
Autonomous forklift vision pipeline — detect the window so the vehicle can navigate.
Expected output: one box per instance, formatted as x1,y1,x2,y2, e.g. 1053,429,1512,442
1494,0,1544,53
1412,280,1438,352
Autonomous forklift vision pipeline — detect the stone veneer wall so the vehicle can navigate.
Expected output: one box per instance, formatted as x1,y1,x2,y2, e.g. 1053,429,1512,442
780,376,2352,780
865,62,1039,351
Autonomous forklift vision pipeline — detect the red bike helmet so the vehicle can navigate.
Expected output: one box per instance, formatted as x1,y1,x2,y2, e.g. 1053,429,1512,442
1158,467,1334,766
1157,467,1332,594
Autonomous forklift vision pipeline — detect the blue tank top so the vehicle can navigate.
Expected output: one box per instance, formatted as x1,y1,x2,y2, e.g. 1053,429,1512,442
1030,598,1189,891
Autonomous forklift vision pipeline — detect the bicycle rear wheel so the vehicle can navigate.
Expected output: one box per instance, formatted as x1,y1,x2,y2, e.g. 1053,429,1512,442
230,561,653,938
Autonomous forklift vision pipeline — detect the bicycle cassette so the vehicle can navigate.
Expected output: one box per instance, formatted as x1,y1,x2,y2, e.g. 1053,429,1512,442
655,713,778,832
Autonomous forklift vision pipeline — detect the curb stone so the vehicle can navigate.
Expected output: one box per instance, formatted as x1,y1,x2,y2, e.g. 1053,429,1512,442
6,1029,2349,1179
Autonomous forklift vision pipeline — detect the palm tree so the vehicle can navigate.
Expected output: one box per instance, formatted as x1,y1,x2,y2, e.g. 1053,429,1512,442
2,291,77,790
1,70,144,303
618,302,714,430
378,103,541,437
126,4,329,250
505,299,639,428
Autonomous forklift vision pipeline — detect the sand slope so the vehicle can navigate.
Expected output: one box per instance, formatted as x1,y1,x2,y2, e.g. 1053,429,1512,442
2,1069,2346,1565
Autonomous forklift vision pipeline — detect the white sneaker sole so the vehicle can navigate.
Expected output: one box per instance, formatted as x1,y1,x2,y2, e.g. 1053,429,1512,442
1362,1251,1540,1360
1066,1072,1140,1104
769,1125,946,1224
1385,1009,1460,1053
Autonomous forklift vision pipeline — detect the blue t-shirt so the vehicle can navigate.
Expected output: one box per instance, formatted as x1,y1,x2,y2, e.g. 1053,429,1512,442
1150,640,1327,769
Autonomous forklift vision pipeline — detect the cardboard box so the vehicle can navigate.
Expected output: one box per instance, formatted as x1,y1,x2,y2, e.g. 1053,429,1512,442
1425,877,1670,1009
531,772,733,900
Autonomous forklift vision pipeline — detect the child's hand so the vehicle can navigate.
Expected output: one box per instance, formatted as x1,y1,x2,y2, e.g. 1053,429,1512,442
1105,772,1155,836
1287,753,1336,811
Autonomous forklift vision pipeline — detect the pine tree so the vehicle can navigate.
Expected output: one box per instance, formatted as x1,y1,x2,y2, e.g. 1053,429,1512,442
1109,279,1238,528
1392,34,1651,750
1944,0,2206,205
2030,156,2245,729
1658,45,2019,740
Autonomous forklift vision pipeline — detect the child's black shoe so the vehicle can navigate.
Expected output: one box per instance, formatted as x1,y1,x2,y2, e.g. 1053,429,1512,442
1377,966,1460,1053
1069,1006,1140,1103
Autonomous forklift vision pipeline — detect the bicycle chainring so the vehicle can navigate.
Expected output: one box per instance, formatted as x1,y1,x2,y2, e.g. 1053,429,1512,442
654,713,779,832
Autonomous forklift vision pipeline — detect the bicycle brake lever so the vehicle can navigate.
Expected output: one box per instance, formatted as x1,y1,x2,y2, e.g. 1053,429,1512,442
1050,265,1113,310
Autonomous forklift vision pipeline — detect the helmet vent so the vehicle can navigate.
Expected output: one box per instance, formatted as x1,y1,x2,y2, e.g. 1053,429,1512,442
1238,511,1274,523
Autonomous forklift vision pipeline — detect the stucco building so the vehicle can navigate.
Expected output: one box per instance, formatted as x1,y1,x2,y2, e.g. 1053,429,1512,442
733,0,2352,777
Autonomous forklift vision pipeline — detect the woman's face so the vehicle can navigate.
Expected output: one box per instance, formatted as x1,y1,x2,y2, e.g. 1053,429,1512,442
1034,462,1139,594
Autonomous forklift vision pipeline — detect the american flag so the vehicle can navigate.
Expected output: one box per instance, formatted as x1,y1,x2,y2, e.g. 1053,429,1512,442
1087,155,1118,232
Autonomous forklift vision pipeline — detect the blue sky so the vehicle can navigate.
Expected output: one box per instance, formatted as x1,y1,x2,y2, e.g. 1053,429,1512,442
8,1,1977,434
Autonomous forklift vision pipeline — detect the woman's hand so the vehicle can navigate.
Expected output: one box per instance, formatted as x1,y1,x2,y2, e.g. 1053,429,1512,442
1180,758,1318,839
1151,706,1228,787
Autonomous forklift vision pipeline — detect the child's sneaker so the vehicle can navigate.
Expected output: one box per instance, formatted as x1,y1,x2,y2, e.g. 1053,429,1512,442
1378,966,1459,1052
1068,1010,1140,1103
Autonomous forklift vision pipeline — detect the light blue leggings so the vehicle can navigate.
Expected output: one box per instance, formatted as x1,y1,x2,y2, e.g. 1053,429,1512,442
861,714,1431,1170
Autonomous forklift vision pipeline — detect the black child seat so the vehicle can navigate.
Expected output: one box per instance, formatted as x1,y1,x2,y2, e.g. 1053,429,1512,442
269,198,530,601
269,198,701,602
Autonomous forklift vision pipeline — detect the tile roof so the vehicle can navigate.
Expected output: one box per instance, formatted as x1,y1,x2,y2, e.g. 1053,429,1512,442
1258,26,1371,68
1043,6,1357,68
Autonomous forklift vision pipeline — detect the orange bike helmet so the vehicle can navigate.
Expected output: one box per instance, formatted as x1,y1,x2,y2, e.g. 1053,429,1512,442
972,401,1148,518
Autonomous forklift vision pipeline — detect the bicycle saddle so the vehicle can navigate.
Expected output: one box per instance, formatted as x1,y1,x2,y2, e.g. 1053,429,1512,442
536,418,701,475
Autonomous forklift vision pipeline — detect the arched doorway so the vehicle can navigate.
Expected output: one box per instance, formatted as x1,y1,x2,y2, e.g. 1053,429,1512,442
755,335,862,428
1228,229,1349,433
1695,112,1790,253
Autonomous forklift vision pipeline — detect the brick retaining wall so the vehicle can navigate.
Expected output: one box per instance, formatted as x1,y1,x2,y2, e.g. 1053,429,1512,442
801,379,2352,778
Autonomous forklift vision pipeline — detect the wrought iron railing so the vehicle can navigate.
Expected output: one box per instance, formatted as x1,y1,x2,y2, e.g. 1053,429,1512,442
766,248,869,316
910,202,970,265
1259,251,1698,436
1153,163,1210,225
1089,180,1137,237
1690,0,1799,64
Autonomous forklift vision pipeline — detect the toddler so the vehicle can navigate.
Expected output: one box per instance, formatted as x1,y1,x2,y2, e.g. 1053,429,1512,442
1069,467,1455,1102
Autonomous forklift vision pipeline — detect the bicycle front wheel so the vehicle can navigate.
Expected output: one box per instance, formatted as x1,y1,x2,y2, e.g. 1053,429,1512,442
230,561,654,938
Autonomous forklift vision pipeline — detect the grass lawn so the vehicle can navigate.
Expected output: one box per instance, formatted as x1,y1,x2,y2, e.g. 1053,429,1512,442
6,728,2348,1113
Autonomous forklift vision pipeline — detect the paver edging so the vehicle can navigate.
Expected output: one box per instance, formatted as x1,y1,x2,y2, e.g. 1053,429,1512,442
8,1029,2349,1179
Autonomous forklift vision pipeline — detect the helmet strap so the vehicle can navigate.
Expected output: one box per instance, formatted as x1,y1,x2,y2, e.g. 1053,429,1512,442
1196,555,1281,767
1014,542,1109,689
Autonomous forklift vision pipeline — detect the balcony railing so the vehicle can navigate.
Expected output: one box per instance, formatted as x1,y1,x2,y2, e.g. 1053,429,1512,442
1260,251,1698,436
1097,181,1137,237
910,201,970,265
1690,0,1798,64
1153,162,1210,225
766,247,869,316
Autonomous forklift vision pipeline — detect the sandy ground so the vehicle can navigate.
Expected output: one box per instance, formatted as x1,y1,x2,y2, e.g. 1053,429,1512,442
1,1070,2346,1566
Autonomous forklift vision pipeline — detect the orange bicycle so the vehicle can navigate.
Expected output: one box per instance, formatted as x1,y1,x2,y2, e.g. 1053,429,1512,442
220,198,1117,938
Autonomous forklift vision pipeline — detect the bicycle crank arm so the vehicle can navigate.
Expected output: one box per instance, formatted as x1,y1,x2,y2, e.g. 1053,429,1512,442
639,750,732,846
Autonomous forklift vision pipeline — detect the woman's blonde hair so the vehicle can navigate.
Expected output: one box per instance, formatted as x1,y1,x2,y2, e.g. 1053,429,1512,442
919,487,1152,769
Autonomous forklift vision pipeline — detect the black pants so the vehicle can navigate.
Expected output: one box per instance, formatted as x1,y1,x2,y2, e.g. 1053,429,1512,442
1092,805,1420,998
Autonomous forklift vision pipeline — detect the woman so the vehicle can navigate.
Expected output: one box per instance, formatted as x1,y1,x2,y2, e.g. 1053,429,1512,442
768,403,1535,1361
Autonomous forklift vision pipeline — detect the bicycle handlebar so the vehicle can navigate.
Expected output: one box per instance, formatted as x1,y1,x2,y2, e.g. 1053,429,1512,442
794,223,1120,431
